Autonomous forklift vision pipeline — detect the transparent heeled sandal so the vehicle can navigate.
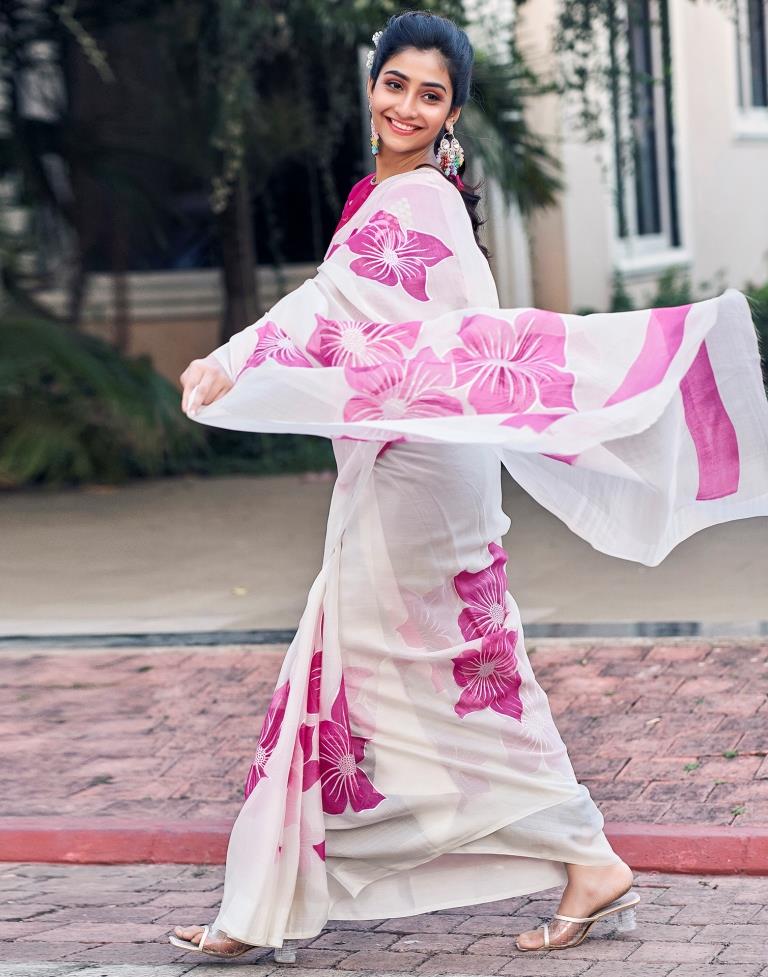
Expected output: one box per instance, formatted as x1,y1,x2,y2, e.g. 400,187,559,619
273,940,301,964
515,892,640,952
170,927,302,963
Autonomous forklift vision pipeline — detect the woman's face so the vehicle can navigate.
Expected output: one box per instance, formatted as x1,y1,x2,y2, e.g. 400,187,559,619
367,47,460,157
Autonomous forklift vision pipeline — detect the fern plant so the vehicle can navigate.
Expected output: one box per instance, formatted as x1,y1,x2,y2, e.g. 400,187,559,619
0,313,208,487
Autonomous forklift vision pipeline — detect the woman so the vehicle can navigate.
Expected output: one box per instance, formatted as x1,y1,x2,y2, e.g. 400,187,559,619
170,11,768,960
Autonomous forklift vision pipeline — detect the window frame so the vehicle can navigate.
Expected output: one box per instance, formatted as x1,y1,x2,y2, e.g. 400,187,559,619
733,0,768,139
609,0,683,263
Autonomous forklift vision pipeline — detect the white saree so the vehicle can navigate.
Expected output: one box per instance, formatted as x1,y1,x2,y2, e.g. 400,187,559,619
187,167,768,946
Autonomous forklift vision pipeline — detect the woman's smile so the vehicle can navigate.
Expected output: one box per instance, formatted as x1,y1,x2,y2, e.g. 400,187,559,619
385,116,422,135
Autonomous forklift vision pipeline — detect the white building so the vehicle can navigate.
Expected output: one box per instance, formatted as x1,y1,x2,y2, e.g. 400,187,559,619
509,0,768,312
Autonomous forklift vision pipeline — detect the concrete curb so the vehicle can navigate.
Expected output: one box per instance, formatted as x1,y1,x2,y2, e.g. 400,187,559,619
1,818,766,874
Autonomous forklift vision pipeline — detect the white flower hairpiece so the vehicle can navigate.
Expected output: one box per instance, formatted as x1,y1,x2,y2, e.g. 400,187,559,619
365,30,383,71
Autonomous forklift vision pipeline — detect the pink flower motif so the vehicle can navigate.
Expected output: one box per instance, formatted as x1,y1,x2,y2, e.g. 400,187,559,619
315,679,385,815
306,650,322,714
397,581,458,653
238,321,312,376
453,542,511,641
344,209,453,302
344,348,463,423
452,630,523,721
299,722,320,790
244,680,290,797
307,314,421,368
447,311,576,413
313,841,326,861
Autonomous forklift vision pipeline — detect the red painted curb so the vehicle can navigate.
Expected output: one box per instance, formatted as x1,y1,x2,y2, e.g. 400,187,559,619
1,818,767,874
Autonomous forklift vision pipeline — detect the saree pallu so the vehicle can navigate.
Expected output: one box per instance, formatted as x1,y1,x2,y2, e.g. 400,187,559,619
188,167,768,946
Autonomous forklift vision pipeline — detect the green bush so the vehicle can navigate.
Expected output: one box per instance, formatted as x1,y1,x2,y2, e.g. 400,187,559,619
0,313,210,486
744,281,768,389
646,266,693,307
0,312,334,488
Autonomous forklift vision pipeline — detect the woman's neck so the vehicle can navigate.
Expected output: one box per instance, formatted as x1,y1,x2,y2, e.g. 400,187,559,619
373,149,438,184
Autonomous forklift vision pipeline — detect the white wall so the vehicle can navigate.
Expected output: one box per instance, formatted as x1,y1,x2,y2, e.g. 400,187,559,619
673,1,768,291
521,0,768,311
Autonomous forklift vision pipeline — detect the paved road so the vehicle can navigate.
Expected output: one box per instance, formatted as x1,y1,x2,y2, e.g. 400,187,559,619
1,863,767,975
2,639,765,824
1,474,767,636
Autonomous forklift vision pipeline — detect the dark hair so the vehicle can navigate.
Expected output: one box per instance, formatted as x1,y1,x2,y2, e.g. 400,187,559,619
368,10,490,260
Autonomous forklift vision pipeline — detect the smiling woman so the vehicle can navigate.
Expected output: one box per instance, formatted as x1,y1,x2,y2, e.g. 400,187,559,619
169,9,768,966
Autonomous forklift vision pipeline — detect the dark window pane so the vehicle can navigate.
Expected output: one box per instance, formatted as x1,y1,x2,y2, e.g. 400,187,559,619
628,0,662,235
748,0,768,107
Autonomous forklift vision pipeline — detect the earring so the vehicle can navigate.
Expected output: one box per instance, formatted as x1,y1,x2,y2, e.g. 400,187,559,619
438,123,464,177
368,100,380,156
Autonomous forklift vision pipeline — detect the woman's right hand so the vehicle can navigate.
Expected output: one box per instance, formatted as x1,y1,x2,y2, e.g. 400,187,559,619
180,355,234,415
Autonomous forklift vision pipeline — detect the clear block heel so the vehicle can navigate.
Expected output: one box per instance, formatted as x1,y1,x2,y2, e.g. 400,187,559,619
273,940,300,964
614,906,637,932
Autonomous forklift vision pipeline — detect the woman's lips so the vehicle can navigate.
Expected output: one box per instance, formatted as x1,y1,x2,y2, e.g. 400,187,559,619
385,116,422,136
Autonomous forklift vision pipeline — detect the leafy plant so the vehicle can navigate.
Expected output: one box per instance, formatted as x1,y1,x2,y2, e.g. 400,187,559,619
744,280,768,391
0,308,335,487
0,310,207,487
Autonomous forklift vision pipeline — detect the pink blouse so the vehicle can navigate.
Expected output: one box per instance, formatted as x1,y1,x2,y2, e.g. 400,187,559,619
332,173,378,238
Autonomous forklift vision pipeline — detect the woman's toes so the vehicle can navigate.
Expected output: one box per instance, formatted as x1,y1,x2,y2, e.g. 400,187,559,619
516,928,543,950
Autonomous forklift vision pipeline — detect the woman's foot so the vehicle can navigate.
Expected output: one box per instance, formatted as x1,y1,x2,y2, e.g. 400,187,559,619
515,859,635,951
171,924,253,957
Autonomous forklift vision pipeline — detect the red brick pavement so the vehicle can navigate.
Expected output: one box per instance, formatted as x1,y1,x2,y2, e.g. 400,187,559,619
2,638,766,827
1,864,768,975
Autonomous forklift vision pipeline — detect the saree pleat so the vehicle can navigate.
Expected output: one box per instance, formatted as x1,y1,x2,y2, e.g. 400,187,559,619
185,167,768,947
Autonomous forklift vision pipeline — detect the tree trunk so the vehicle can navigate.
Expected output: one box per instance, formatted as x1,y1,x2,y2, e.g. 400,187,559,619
65,238,88,328
217,167,259,344
111,199,130,354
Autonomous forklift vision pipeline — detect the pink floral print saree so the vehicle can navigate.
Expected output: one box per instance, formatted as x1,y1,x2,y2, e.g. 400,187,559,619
187,166,768,947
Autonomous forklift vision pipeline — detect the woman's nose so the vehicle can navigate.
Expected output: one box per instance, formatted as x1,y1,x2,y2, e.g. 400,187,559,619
398,95,420,117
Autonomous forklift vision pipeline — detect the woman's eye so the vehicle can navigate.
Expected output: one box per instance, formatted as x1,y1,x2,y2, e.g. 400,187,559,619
385,81,439,102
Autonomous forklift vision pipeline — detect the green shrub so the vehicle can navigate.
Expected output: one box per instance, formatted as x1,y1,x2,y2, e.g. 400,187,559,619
0,312,210,487
0,312,334,488
647,266,692,307
744,281,768,390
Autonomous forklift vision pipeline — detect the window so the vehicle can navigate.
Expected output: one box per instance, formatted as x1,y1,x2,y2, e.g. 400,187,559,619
736,0,768,109
609,0,681,256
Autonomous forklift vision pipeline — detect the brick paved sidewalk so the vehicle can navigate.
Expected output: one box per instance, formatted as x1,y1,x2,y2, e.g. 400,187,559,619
2,638,766,826
1,863,768,976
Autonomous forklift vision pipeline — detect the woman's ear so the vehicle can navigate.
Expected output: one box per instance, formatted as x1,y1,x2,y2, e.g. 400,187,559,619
448,107,462,128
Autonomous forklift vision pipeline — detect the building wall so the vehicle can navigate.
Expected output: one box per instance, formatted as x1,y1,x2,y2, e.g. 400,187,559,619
521,0,768,313
674,1,768,292
33,264,316,385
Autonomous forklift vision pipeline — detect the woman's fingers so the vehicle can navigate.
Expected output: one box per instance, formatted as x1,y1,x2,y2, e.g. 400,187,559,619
181,359,233,415
180,362,205,414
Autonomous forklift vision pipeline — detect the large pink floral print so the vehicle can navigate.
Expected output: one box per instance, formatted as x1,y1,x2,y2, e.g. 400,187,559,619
307,314,422,368
343,209,453,302
448,311,576,413
452,630,523,721
244,680,290,797
453,542,511,640
344,348,463,423
306,649,322,715
239,321,312,376
302,679,385,815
